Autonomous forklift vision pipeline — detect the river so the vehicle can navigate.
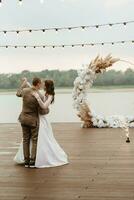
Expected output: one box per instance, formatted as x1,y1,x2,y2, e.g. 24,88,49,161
0,90,134,123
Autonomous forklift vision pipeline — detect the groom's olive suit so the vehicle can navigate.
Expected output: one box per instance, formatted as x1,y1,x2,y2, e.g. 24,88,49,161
16,86,48,163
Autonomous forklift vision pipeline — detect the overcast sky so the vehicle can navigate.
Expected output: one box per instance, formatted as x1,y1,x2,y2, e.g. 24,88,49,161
0,0,134,73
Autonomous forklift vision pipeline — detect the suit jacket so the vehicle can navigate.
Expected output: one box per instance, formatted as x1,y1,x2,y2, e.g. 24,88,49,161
16,86,49,127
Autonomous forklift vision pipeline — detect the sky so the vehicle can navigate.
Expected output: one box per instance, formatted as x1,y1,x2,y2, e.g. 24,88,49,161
0,0,134,73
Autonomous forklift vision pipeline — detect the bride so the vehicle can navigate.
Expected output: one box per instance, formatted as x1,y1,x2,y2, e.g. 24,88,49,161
14,79,69,168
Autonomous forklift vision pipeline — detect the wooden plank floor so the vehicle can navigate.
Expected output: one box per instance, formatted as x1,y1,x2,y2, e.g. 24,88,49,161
0,123,134,200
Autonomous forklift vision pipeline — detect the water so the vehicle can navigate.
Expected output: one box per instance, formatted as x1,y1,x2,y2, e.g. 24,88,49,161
0,91,134,123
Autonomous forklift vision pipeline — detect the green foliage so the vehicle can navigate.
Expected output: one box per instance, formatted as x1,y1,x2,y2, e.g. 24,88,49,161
0,68,134,89
94,68,134,86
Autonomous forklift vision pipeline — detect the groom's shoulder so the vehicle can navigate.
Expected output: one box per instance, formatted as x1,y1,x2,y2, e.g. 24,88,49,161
23,87,32,94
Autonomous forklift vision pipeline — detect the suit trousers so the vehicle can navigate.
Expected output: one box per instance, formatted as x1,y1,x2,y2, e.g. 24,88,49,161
21,124,39,163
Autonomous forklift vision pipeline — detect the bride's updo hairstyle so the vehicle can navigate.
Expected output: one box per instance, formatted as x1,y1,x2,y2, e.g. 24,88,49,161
44,80,55,103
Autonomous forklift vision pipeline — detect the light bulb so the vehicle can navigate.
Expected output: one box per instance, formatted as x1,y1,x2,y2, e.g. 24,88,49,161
96,25,99,31
0,1,2,8
19,0,22,6
82,26,86,31
109,24,113,29
4,31,7,35
40,0,44,3
68,28,72,32
55,28,59,34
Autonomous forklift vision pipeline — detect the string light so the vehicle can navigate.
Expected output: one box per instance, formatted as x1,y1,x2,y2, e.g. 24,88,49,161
0,0,73,6
0,20,133,35
2,40,134,49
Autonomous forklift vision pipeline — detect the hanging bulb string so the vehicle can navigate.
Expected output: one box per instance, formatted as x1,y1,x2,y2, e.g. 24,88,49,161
0,20,134,34
0,0,44,6
19,0,45,4
0,39,134,48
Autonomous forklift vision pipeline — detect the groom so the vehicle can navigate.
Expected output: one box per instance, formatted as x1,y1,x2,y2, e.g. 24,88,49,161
16,77,48,168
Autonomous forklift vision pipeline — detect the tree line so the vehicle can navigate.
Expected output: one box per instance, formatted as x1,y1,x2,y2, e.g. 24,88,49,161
0,68,134,89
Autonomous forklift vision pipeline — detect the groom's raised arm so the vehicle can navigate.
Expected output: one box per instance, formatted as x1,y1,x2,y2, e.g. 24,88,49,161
16,78,31,97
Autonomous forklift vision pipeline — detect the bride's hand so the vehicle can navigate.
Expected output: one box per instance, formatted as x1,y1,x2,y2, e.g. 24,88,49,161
21,77,28,88
32,92,40,100
21,77,27,82
21,77,27,84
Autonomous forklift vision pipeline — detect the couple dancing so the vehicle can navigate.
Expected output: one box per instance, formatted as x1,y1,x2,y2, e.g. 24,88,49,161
14,77,69,168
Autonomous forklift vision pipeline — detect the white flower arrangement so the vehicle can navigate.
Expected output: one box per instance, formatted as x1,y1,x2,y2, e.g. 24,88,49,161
73,54,133,142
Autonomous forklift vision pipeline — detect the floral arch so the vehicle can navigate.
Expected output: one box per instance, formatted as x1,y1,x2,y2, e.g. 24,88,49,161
72,55,134,141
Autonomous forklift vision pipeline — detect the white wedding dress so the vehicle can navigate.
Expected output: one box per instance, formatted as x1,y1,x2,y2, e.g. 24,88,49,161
14,95,69,168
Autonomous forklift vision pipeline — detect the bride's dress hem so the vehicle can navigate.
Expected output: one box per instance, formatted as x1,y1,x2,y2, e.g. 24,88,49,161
35,161,69,168
14,160,69,168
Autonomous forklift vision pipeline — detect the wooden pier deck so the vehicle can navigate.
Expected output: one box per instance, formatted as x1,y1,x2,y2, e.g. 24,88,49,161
0,123,134,200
